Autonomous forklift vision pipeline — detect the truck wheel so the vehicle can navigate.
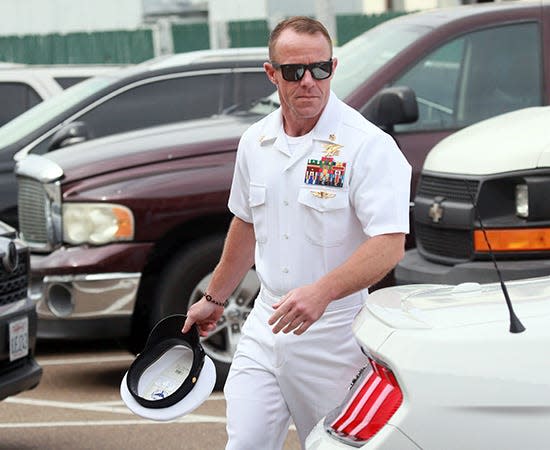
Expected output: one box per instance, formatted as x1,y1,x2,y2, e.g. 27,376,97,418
151,235,260,390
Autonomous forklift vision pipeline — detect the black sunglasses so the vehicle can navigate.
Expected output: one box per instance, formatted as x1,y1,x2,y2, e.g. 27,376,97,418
271,59,333,82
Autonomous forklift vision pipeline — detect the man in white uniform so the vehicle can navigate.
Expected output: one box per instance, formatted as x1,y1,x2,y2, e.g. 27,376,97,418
182,16,411,450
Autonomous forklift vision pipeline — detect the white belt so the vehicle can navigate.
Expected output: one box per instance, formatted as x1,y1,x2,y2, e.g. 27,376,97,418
258,285,365,312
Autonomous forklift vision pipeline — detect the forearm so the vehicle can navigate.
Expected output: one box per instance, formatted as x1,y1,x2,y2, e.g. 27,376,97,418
206,216,256,302
316,233,405,303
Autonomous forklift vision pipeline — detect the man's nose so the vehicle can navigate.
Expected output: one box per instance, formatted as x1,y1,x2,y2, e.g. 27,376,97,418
299,69,316,86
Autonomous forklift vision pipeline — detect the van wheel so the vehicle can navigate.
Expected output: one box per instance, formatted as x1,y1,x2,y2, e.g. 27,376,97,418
150,235,259,390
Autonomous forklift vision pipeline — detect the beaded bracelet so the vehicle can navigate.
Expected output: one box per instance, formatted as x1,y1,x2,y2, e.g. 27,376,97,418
205,293,228,307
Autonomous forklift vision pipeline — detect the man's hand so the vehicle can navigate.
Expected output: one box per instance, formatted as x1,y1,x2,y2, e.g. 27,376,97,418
182,298,224,337
268,284,331,335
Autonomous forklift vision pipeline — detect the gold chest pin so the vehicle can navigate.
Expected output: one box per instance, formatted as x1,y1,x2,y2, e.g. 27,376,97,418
322,142,343,157
311,190,336,199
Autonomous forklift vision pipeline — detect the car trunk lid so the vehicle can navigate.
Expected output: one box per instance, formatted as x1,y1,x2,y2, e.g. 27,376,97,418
363,277,550,330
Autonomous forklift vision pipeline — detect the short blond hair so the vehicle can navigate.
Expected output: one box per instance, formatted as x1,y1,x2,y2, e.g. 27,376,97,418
268,16,333,61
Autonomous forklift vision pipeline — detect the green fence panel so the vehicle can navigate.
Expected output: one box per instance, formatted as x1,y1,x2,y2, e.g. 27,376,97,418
336,12,408,45
228,20,270,48
172,22,210,53
0,29,154,64
226,13,405,49
0,13,408,65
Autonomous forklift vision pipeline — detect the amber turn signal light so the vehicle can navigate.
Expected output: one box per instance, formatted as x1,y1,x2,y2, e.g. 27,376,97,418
474,228,550,252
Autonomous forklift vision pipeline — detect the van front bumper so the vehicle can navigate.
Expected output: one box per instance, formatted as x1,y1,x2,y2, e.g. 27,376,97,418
395,249,550,285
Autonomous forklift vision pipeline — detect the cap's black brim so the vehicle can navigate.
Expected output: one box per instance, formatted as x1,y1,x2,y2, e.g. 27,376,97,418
121,355,216,421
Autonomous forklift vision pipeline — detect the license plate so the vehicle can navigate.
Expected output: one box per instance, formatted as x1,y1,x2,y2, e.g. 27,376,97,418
9,316,29,361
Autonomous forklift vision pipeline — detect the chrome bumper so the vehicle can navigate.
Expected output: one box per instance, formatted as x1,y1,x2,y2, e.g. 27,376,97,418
31,272,141,320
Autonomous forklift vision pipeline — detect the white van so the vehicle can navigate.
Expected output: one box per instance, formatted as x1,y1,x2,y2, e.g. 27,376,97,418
396,106,550,285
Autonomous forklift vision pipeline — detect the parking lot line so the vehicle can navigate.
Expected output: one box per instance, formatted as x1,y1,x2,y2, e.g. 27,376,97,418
2,396,227,429
5,397,134,414
2,395,296,431
0,416,227,429
38,355,135,366
5,396,225,413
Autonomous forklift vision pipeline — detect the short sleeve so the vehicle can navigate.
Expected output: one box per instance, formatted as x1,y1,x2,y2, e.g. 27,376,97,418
350,131,411,237
228,134,253,223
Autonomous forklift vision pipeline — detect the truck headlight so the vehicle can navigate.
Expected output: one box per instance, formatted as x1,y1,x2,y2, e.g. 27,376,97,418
63,203,134,245
515,184,528,218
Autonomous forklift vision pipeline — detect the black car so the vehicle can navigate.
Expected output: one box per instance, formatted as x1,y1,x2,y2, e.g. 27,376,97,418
0,47,273,227
0,219,41,400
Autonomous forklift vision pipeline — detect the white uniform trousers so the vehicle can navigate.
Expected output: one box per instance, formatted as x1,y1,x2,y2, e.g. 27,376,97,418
224,287,367,450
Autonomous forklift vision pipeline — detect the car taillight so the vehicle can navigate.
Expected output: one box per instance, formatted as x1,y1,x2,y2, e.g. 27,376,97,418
324,356,403,447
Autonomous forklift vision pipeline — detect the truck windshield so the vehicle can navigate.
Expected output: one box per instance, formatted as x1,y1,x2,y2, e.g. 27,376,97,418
0,76,113,147
249,19,430,115
332,21,430,99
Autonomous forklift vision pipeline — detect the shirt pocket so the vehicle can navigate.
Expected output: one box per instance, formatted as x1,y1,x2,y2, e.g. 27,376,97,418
297,187,351,247
249,183,268,243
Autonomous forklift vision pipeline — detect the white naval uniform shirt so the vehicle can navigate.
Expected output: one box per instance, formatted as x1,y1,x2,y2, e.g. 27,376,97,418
228,91,411,302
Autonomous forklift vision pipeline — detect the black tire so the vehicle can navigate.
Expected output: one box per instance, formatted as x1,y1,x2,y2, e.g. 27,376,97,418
149,234,259,390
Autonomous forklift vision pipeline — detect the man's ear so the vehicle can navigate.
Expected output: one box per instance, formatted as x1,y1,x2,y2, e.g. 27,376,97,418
330,57,338,79
263,62,278,85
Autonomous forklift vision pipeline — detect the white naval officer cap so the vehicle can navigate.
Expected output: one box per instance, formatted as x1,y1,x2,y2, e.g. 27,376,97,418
120,314,216,421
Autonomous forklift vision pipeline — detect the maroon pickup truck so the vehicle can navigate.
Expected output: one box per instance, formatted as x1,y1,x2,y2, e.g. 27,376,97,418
14,1,550,385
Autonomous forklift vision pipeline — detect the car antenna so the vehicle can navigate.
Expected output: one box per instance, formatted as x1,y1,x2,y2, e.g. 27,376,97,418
465,182,525,333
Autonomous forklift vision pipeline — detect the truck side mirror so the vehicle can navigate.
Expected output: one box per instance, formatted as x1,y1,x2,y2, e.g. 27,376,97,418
362,86,419,134
48,122,89,151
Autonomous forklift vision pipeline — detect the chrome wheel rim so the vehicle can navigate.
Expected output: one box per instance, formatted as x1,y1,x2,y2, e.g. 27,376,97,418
188,269,259,364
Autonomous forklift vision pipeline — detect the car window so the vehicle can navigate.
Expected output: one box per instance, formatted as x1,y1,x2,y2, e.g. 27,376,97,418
0,76,113,148
231,71,274,112
393,22,543,133
76,74,226,139
54,76,90,89
0,82,41,127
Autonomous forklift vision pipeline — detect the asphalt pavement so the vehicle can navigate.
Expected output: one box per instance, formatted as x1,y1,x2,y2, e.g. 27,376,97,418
0,339,300,450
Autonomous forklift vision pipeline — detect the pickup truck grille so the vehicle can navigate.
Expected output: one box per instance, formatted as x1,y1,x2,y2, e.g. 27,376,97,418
0,248,28,307
18,178,49,245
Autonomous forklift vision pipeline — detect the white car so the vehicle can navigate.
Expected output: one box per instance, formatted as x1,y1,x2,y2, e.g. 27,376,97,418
0,64,122,126
306,277,550,449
